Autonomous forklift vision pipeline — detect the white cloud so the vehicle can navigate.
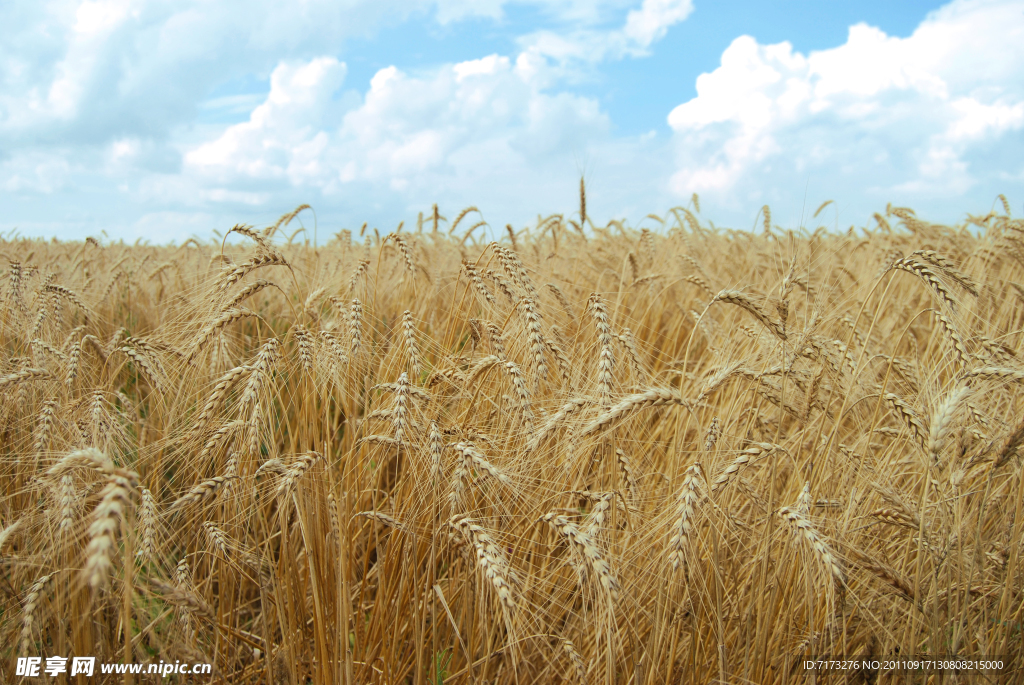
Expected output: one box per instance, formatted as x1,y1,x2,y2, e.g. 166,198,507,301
666,0,1024,220
184,53,618,212
515,0,693,73
2,0,690,242
187,57,349,183
0,0,671,167
1,150,73,194
946,98,1024,141
623,0,695,48
0,0,456,147
434,0,505,24
2,0,1022,242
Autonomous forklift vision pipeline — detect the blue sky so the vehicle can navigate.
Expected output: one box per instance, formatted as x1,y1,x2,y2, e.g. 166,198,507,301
1,0,1021,243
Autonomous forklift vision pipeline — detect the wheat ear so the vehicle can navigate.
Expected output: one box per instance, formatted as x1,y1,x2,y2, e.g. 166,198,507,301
189,308,255,361
153,578,215,623
349,299,363,356
276,452,321,498
615,448,638,503
711,443,780,493
713,290,787,340
526,397,587,452
85,470,138,590
962,366,1024,384
0,368,53,392
451,516,517,610
885,393,928,451
190,366,249,437
20,574,51,655
887,257,956,310
503,361,535,430
589,293,615,405
703,417,721,452
223,278,277,310
356,511,406,532
219,252,289,292
928,387,970,463
560,638,587,684
293,323,314,374
449,441,512,486
170,475,237,513
778,506,845,587
580,388,691,438
542,512,619,601
137,487,157,562
401,310,422,377
667,463,704,570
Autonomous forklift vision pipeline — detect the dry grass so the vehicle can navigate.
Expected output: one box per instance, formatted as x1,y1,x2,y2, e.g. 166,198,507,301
2,201,1024,683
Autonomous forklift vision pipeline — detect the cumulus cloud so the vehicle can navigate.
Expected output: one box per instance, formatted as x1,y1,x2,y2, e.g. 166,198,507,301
622,0,695,48
515,0,694,73
1,0,688,242
0,0,504,152
0,0,670,146
666,0,1024,222
2,0,1022,242
187,57,351,184
183,53,622,220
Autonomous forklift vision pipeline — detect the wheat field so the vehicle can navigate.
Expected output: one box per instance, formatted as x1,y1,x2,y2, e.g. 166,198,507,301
2,196,1024,684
